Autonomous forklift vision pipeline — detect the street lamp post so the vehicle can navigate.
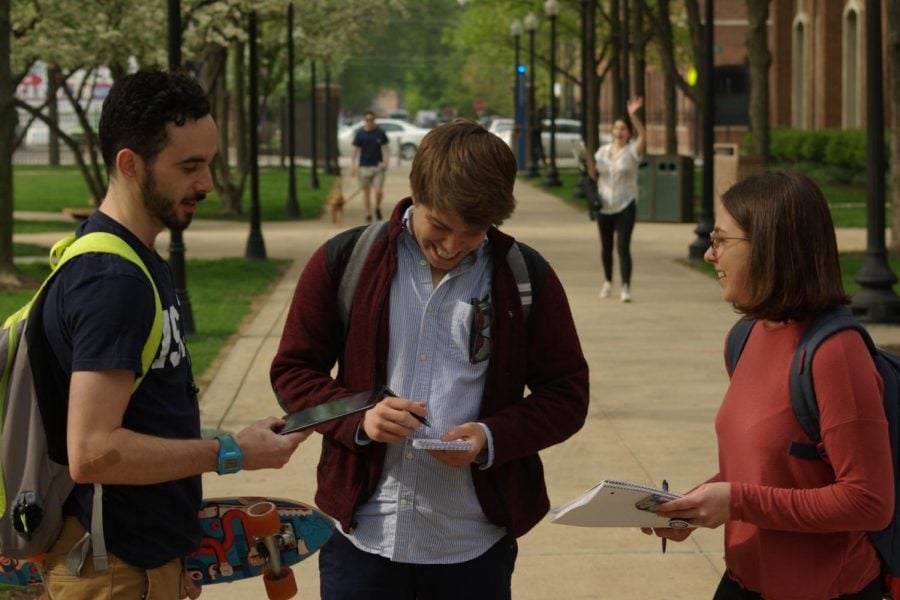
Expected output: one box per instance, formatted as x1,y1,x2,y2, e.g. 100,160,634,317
511,18,524,171
285,3,300,219
850,0,900,322
166,0,195,335
245,10,266,261
543,0,562,187
574,0,595,200
309,59,320,190
525,12,539,178
688,0,714,259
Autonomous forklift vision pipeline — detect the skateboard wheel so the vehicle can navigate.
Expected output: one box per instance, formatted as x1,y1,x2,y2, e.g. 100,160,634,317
246,501,280,537
263,565,297,600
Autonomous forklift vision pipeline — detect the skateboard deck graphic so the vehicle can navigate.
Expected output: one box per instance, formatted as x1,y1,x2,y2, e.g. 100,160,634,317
1,496,334,597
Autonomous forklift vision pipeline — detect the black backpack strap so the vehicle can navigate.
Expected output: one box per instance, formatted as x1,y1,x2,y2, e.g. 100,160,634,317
788,307,874,459
725,317,756,377
332,221,389,336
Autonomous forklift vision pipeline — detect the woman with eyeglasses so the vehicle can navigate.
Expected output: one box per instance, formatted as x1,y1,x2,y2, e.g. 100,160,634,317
585,96,646,302
644,171,891,600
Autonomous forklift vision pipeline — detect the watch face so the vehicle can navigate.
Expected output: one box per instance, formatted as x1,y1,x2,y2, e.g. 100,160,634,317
223,457,239,470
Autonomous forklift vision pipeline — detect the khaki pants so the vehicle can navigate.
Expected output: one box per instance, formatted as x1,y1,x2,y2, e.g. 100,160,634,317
43,517,183,599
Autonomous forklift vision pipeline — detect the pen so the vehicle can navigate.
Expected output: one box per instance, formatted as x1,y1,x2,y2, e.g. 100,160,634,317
409,412,431,428
661,479,668,555
383,385,432,428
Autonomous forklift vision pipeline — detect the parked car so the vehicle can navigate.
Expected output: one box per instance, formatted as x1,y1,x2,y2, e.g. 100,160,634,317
338,118,431,161
489,117,612,159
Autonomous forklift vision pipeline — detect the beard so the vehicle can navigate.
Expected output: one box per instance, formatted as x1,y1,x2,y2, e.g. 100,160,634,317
140,169,201,231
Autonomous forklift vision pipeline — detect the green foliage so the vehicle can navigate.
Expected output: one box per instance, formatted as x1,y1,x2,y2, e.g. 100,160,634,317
197,167,331,221
770,128,878,175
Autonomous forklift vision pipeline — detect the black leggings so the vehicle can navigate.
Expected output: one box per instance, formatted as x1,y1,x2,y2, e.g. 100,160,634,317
597,200,636,285
711,572,884,600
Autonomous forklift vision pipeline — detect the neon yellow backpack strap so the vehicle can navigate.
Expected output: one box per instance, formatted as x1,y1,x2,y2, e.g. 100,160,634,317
36,232,162,390
54,232,163,390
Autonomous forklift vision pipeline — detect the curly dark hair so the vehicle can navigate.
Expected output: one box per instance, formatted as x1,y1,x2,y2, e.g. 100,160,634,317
99,69,210,173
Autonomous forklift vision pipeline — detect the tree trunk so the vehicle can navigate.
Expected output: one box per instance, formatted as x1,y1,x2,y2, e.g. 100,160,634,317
609,0,624,119
633,0,648,131
0,0,20,286
233,41,248,179
746,0,772,163
48,64,61,167
664,67,677,154
889,0,900,251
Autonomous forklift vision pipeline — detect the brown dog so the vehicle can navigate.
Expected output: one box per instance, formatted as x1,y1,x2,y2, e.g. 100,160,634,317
327,179,347,225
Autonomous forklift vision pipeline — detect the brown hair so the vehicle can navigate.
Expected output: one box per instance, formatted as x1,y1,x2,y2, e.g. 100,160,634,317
409,119,517,228
722,170,848,322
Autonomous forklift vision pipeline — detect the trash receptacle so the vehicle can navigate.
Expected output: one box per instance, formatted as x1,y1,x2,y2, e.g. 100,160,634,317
636,157,654,221
637,154,694,222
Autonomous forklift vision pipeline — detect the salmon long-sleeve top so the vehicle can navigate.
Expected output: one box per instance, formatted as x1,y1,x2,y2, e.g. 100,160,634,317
714,319,892,599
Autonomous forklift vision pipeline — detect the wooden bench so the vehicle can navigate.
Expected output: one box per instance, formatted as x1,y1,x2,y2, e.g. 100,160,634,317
62,208,96,221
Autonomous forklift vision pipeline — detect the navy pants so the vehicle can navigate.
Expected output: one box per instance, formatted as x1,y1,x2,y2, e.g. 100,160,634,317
712,572,884,600
319,531,517,600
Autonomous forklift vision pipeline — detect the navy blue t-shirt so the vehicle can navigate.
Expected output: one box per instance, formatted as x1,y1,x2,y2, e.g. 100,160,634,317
353,126,389,166
41,212,201,569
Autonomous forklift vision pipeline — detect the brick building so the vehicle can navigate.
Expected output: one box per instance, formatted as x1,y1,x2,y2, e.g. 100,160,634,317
596,0,884,156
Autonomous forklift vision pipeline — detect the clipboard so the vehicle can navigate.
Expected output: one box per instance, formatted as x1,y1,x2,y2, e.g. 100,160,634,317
549,479,694,528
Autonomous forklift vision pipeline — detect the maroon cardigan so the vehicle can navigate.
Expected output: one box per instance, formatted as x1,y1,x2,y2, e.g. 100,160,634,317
271,198,589,537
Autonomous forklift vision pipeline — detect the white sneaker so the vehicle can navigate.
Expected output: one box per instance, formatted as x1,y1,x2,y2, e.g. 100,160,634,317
599,281,612,298
620,284,631,303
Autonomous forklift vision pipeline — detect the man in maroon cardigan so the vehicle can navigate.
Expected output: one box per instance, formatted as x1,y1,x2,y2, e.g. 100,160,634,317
271,119,589,599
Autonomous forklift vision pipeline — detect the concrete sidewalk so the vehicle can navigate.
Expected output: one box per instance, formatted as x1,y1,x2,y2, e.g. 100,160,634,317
17,165,900,598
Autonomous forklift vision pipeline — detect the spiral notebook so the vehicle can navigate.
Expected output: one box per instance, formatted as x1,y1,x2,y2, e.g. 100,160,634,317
550,479,694,528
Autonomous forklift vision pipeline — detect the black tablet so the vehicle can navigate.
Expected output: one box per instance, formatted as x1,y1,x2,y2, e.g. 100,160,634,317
278,387,384,434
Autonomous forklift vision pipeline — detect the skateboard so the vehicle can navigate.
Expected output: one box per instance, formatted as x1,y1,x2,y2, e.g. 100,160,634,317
0,496,334,600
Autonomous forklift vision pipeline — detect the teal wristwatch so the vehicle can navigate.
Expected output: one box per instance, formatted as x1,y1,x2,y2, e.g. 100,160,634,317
215,434,243,475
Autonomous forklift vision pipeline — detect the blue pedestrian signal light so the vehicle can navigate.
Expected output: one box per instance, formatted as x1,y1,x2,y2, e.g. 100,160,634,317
517,64,526,74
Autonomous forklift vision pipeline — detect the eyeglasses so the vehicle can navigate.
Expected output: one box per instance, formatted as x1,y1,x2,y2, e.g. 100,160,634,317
469,295,492,364
708,231,749,254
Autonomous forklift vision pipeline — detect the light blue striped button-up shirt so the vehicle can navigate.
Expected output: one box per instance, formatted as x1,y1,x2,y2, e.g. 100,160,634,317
345,206,507,563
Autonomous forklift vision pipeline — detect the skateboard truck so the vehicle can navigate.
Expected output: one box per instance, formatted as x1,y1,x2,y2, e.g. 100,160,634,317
246,501,298,600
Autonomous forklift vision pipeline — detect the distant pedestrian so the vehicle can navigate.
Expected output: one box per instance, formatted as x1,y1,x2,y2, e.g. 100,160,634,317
351,110,391,222
644,171,891,600
585,96,646,303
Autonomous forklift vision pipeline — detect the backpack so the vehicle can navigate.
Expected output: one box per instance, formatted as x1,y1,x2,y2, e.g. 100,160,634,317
325,221,547,334
725,307,900,580
0,232,163,569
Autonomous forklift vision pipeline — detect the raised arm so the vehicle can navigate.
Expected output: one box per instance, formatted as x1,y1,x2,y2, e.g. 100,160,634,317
627,96,646,156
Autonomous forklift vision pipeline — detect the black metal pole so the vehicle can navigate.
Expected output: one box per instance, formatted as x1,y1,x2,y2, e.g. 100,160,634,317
285,3,300,219
309,59,320,190
688,0,714,260
245,11,266,261
514,28,522,170
543,11,561,187
574,0,591,199
850,0,900,322
527,21,539,178
325,65,338,175
166,0,195,335
622,0,630,105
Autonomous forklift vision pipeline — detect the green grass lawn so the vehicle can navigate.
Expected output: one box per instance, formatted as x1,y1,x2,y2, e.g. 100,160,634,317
0,258,288,381
14,219,80,234
13,165,330,222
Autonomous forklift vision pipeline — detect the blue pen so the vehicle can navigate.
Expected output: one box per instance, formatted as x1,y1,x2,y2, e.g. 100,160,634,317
661,480,669,554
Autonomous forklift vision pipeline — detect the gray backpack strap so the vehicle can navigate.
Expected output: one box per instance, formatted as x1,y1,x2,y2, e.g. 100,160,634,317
506,243,532,320
337,221,389,335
